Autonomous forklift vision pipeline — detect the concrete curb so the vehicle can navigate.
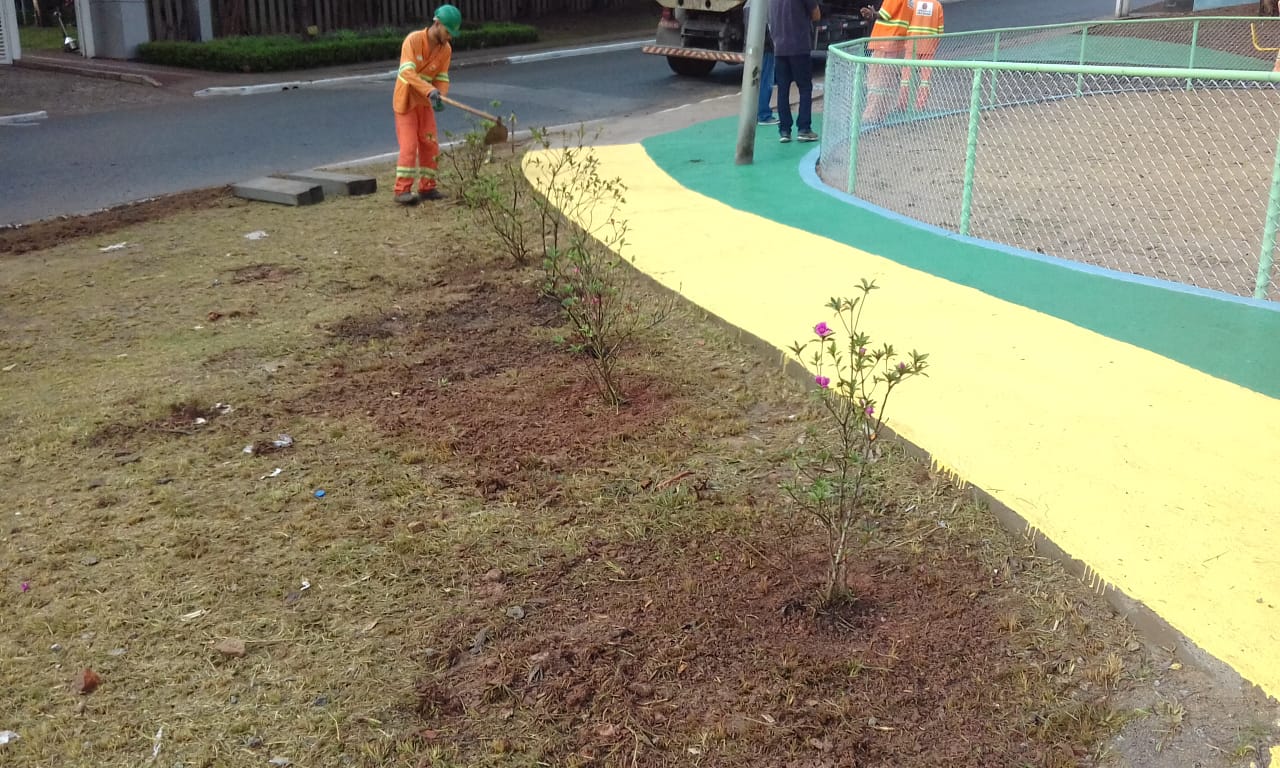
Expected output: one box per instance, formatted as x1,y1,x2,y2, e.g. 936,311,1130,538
13,58,162,87
0,111,49,126
194,37,651,98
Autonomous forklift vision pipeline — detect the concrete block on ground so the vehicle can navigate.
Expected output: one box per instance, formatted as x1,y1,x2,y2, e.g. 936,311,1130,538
276,170,377,197
233,177,324,207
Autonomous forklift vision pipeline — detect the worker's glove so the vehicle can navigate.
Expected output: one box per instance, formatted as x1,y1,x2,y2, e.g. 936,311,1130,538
429,90,444,111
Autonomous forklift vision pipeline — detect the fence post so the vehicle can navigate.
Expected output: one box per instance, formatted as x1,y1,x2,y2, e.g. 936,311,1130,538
1185,19,1200,91
959,68,984,236
1253,125,1280,300
1076,25,1089,95
846,60,868,196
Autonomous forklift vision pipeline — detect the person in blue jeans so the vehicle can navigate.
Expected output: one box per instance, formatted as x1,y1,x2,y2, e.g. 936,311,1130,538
758,49,777,124
744,0,778,125
768,0,820,143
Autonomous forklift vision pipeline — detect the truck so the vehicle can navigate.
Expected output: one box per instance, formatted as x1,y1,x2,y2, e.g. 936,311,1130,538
641,0,874,77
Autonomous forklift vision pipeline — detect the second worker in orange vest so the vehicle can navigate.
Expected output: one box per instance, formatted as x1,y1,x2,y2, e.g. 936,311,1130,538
898,0,944,112
392,4,461,205
860,0,911,125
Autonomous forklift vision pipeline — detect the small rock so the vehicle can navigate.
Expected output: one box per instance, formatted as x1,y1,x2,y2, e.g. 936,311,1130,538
470,628,490,655
114,453,142,466
72,668,101,695
313,695,329,707
407,521,426,533
505,605,526,620
81,555,100,566
108,648,126,657
483,568,505,583
230,695,239,705
87,479,105,490
268,758,292,767
50,643,62,653
245,736,262,748
214,638,247,658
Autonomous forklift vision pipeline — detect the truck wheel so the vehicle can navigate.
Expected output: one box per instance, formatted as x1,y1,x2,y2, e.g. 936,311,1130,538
667,56,716,77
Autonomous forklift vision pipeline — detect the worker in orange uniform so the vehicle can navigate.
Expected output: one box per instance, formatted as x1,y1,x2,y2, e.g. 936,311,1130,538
392,4,462,205
859,0,911,125
898,0,944,111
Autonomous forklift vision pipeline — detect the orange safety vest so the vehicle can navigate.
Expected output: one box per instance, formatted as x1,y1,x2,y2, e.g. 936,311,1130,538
904,0,944,58
868,0,911,52
393,29,451,114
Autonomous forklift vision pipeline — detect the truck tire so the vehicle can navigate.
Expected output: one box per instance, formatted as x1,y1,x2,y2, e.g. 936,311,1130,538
667,56,717,77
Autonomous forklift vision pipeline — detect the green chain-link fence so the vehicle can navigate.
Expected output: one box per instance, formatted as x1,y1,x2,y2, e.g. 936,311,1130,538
818,18,1280,301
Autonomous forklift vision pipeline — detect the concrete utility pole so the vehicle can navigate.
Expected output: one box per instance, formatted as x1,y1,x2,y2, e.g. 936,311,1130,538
1114,0,1131,17
736,0,770,164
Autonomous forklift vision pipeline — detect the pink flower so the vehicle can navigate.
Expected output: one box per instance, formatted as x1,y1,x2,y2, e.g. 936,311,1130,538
897,362,907,372
815,375,830,389
19,581,30,593
814,322,833,339
865,404,875,416
857,347,866,355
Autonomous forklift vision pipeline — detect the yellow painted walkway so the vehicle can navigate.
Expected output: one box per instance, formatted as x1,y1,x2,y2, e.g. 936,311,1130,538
528,141,1280,703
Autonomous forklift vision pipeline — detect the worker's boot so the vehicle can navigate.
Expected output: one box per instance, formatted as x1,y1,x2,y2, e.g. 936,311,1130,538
394,191,419,206
419,188,444,201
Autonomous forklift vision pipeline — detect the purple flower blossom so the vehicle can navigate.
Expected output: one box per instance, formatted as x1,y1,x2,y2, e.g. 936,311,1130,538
814,322,834,339
897,362,908,372
857,347,866,356
19,581,30,593
815,375,830,389
865,404,875,416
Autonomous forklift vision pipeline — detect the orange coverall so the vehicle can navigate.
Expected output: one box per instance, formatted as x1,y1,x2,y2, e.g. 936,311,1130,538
393,29,452,196
899,0,944,110
862,0,911,124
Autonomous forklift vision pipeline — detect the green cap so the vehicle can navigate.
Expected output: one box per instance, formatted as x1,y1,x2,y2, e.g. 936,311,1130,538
434,4,461,36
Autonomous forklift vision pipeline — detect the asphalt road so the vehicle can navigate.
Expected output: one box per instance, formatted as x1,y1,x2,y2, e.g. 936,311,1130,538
0,0,1118,227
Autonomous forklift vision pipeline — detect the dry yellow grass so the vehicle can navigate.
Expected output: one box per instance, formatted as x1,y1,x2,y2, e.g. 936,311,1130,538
0,148,1272,768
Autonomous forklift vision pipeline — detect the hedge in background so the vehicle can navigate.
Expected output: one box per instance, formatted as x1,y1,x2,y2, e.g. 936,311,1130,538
137,23,537,72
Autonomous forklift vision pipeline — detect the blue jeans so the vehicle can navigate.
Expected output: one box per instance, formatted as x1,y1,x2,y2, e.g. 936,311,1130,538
758,51,776,121
775,54,813,135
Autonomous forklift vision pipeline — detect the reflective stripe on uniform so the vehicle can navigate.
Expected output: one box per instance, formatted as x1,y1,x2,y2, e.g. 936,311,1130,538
396,167,438,178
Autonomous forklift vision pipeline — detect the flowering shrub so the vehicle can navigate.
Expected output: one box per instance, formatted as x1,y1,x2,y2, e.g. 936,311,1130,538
785,280,928,605
528,127,670,406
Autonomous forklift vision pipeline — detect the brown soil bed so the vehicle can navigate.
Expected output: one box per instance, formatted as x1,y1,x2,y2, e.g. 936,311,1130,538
0,186,233,256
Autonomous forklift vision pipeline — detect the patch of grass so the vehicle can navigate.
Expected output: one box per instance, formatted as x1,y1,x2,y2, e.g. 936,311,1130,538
18,23,77,52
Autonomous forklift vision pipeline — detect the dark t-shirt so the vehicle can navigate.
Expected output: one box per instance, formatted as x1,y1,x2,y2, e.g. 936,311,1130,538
768,0,818,56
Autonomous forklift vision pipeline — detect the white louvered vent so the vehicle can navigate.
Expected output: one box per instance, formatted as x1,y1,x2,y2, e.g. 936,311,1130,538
0,7,10,64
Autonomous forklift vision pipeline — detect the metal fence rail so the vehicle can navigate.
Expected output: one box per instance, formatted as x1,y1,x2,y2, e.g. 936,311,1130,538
818,18,1280,301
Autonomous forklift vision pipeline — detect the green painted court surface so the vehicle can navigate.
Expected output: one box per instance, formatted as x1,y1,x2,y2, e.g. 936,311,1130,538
642,116,1280,398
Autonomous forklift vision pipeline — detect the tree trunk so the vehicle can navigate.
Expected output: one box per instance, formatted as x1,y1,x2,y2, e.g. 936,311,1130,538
1262,0,1279,17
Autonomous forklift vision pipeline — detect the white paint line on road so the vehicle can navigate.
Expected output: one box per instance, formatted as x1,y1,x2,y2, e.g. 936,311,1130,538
0,110,49,126
505,38,651,64
195,38,653,98
195,70,395,97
